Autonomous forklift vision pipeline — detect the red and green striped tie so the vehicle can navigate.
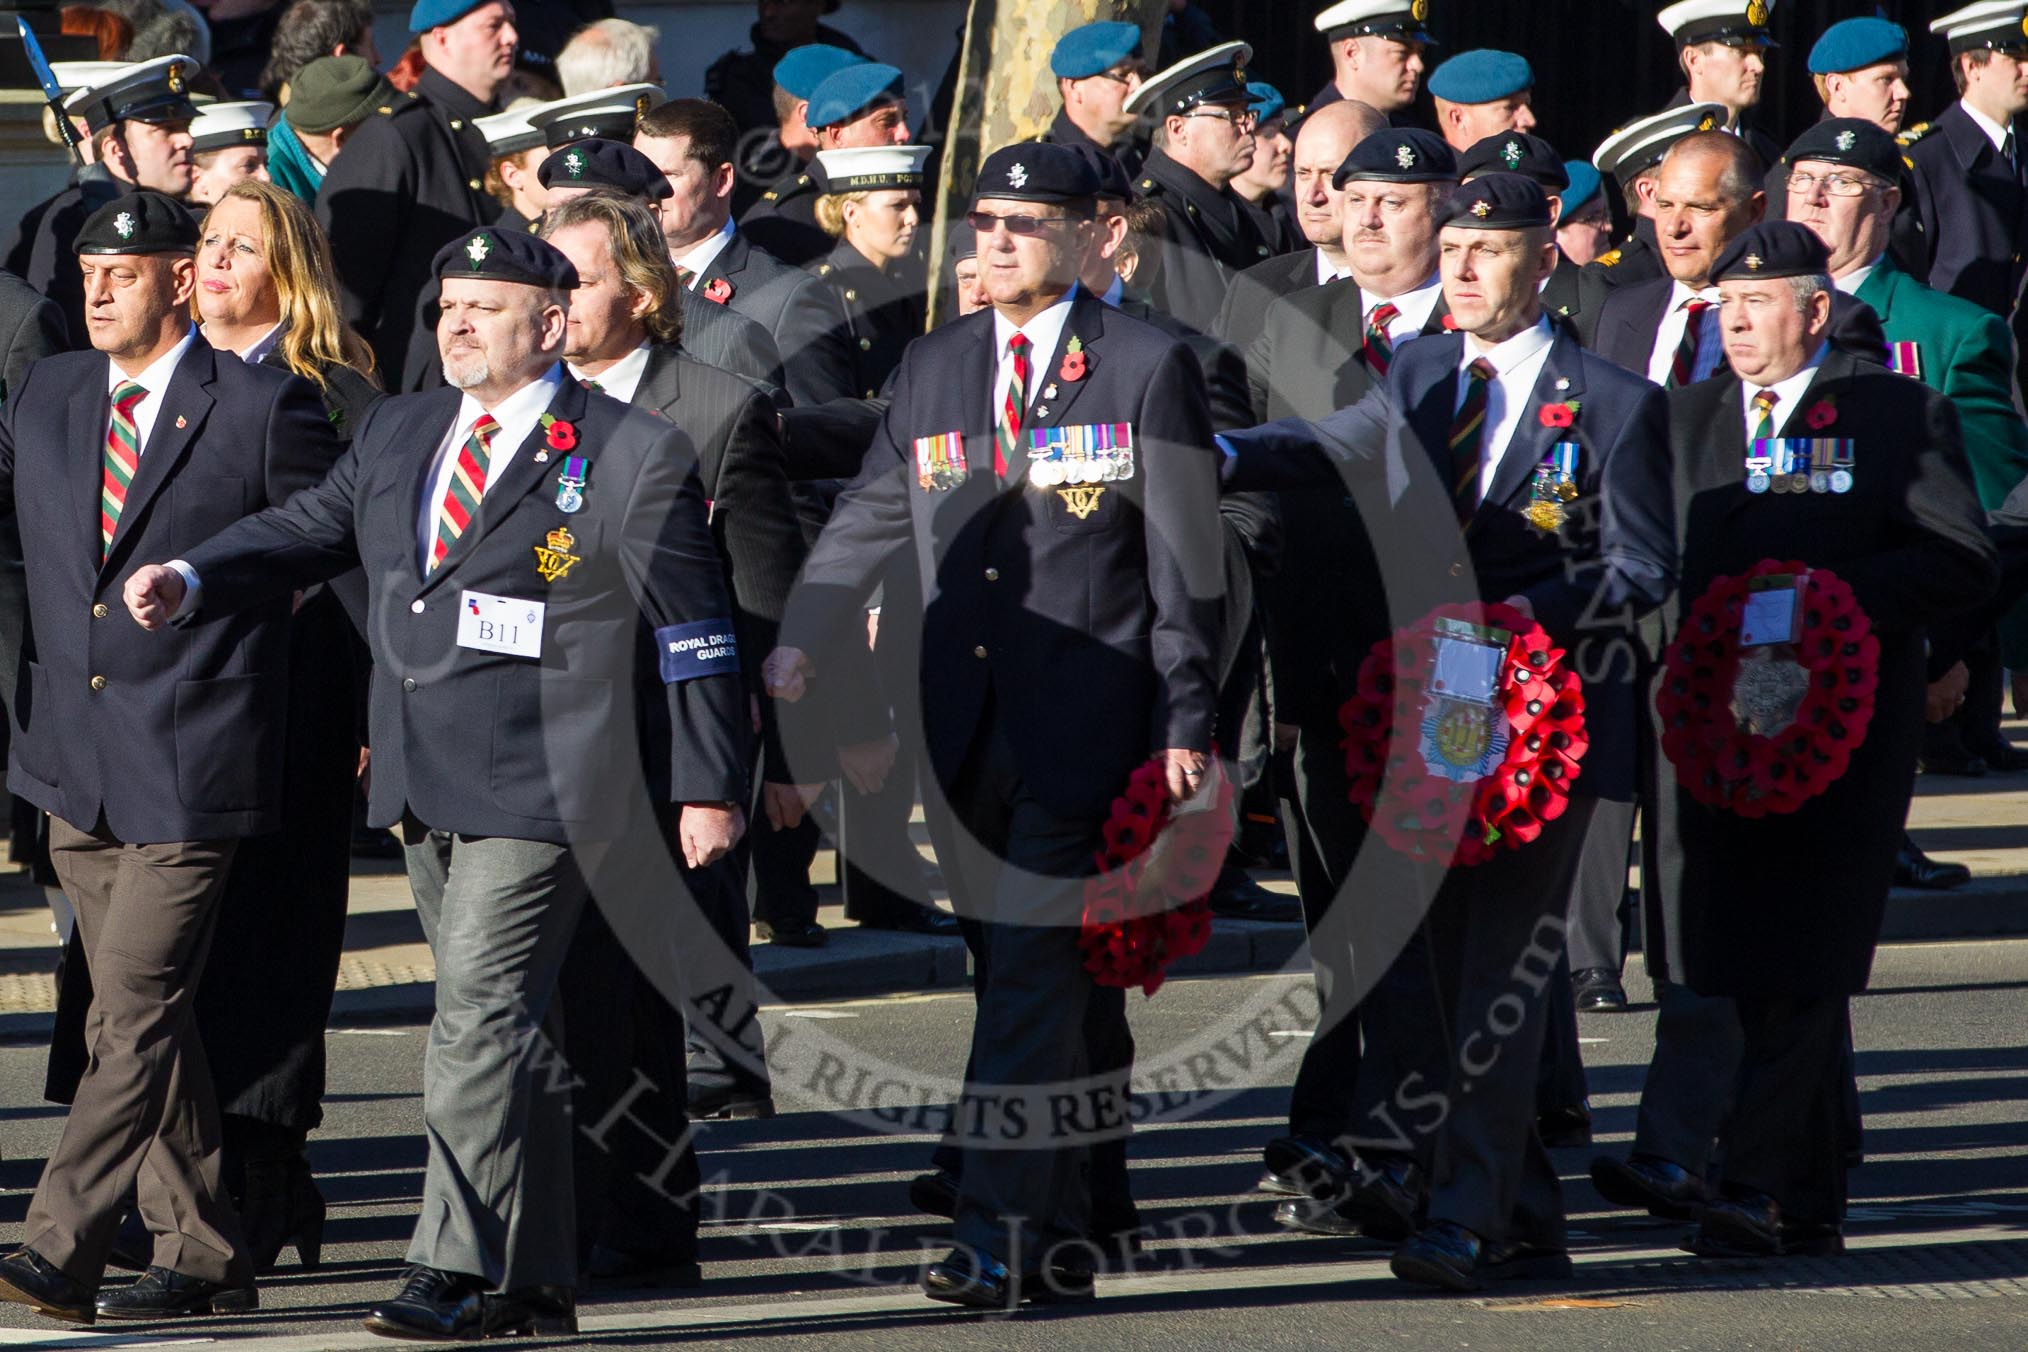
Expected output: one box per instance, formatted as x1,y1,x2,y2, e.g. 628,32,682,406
101,380,147,560
429,412,500,573
1450,357,1497,522
996,331,1030,479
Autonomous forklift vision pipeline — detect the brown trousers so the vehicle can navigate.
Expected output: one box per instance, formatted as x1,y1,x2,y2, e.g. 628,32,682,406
24,815,249,1288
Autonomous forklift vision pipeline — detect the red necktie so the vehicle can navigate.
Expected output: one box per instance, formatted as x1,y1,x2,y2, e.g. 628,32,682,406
1364,302,1400,376
101,380,147,560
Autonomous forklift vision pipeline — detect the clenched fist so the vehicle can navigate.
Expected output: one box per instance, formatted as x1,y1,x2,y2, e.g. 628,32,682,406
124,564,187,630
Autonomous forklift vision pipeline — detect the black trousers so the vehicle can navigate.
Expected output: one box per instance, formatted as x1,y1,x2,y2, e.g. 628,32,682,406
1716,994,1851,1226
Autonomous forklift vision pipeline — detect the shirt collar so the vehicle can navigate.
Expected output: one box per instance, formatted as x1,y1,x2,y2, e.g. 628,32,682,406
110,324,196,396
674,217,738,284
1461,314,1554,377
568,342,651,403
992,285,1080,360
1316,249,1352,285
1745,342,1831,424
1962,98,2013,155
460,362,565,430
1099,273,1125,307
1370,273,1442,328
1669,277,1720,308
1835,262,1877,295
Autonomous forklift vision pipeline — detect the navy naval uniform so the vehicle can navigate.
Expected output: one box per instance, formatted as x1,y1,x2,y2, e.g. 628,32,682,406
1902,104,2028,317
740,162,835,270
1137,146,1276,334
2,165,122,354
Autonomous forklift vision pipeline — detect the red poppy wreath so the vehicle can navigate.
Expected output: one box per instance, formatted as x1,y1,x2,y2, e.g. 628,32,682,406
1079,753,1235,996
1338,602,1587,866
1655,559,1878,817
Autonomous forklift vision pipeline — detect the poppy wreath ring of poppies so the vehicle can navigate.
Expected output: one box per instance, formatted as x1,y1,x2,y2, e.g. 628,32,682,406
1656,559,1878,817
1338,602,1588,867
1078,752,1236,996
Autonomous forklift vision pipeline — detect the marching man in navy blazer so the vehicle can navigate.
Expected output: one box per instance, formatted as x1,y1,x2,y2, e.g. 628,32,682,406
125,227,749,1340
765,142,1224,1309
1220,173,1676,1292
0,191,343,1325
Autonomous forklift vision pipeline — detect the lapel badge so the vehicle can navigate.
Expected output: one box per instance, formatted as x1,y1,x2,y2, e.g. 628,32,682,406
534,526,581,582
174,414,187,428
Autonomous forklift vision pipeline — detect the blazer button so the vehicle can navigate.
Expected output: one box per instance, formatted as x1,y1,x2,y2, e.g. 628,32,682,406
411,600,425,614
402,677,417,692
858,338,872,351
973,645,988,659
984,567,999,581
89,675,105,691
91,603,108,619
450,118,464,130
1448,562,1463,577
468,178,482,191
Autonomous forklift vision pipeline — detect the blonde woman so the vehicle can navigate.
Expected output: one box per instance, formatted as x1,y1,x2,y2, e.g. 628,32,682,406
810,144,932,397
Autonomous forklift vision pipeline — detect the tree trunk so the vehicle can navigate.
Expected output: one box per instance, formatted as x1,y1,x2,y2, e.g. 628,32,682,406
926,0,1167,328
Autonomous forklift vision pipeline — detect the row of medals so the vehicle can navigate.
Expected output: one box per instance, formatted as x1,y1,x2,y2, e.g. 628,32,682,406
1525,468,1579,530
1747,468,1852,495
1027,453,1128,488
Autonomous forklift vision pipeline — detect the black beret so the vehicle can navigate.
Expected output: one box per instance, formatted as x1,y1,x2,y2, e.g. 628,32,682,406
1068,142,1133,203
1459,131,1569,190
948,221,977,262
1781,118,1902,185
1712,221,1831,283
974,142,1100,211
433,227,580,291
1333,126,1457,186
74,190,198,255
537,139,673,202
1439,172,1552,229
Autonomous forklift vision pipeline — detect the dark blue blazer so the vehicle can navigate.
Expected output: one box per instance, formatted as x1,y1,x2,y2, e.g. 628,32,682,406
0,337,343,841
1906,102,2028,317
1220,323,1677,800
781,292,1224,822
176,373,748,844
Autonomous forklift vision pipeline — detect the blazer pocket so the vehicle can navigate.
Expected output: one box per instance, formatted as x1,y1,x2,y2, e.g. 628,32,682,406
1043,479,1125,534
10,661,56,784
489,668,612,821
175,674,271,812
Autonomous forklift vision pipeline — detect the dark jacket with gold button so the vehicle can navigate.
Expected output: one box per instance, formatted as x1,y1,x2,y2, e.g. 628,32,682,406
741,162,834,269
809,239,924,399
317,67,501,387
1136,146,1276,334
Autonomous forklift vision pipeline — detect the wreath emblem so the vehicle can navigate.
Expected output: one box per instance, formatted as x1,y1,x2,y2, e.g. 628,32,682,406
1079,756,1235,996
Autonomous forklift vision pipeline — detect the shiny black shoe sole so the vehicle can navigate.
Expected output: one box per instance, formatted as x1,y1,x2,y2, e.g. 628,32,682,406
97,1286,258,1320
0,1273,93,1326
689,1095,777,1121
1389,1247,1481,1293
1261,1138,1351,1202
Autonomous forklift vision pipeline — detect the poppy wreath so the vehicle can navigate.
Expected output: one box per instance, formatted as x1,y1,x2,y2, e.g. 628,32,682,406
1656,559,1878,817
1078,752,1236,996
1338,601,1588,867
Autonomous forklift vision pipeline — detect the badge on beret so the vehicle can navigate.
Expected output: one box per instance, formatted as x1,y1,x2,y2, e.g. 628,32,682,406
1835,130,1856,151
564,149,586,179
114,212,134,240
1501,140,1523,169
466,234,492,265
1396,144,1417,169
1008,162,1028,189
1743,253,1763,270
1471,199,1492,218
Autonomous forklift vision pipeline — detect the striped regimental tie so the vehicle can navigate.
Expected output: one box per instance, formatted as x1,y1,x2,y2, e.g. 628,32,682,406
427,412,500,573
1449,357,1498,522
100,380,148,560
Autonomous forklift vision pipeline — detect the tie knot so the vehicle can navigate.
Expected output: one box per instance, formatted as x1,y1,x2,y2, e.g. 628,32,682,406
113,380,147,411
1683,297,1711,316
472,412,500,445
676,266,694,287
1468,357,1497,382
1008,332,1030,357
1368,302,1399,329
1753,389,1779,410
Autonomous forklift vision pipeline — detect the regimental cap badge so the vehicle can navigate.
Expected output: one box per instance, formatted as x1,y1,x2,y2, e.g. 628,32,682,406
466,233,491,264
1746,0,1768,27
1744,252,1763,270
1233,62,1248,85
1698,113,1717,131
1008,162,1028,189
167,65,183,95
1396,143,1416,169
114,211,134,240
1502,139,1523,168
564,150,585,179
1471,199,1492,217
1411,0,1428,18
1835,129,1856,151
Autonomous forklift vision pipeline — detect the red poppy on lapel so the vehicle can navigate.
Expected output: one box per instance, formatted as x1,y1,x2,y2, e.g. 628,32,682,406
543,417,578,451
1441,314,1459,331
1804,399,1837,431
1060,335,1087,382
703,277,733,304
1538,402,1578,429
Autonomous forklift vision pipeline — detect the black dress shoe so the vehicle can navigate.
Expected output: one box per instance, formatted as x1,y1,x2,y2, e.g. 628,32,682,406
1258,1168,1304,1197
1895,838,1972,890
1342,1156,1426,1241
1537,1101,1593,1149
585,1244,701,1290
96,1266,258,1320
1918,749,1988,776
1262,1133,1353,1201
481,1285,576,1337
908,1169,959,1219
1273,1197,1372,1239
757,919,829,948
687,1081,776,1120
923,1247,1015,1309
1969,737,2028,773
1481,1236,1574,1282
859,909,962,935
1571,967,1629,1012
362,1265,484,1340
1589,1153,1707,1220
1390,1220,1484,1292
0,1246,95,1325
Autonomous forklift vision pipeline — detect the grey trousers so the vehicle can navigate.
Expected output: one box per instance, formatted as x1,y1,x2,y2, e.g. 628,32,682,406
27,817,246,1288
1565,797,1635,972
403,830,590,1291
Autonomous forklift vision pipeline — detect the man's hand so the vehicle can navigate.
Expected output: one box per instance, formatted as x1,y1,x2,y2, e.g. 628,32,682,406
125,564,187,630
1927,661,1971,724
762,646,813,702
839,733,899,796
1164,747,1208,802
762,781,822,831
679,802,745,868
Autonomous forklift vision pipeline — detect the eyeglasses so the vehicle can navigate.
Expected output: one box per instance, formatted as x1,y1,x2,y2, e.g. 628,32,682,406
966,211,1082,236
1184,106,1259,130
1092,65,1144,85
1785,170,1882,198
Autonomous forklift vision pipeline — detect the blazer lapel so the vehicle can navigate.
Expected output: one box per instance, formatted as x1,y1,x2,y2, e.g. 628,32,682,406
1774,348,1857,438
70,361,108,564
104,341,212,571
1024,294,1104,434
437,376,589,584
638,342,682,419
402,390,464,584
1473,331,1586,529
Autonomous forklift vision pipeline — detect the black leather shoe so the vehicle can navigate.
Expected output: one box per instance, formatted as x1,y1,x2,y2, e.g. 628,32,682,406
481,1285,576,1337
1589,1153,1707,1220
96,1266,257,1320
1919,750,1988,776
0,1246,95,1325
585,1244,701,1291
1258,1168,1303,1197
1390,1221,1484,1292
1481,1236,1573,1282
859,909,962,936
908,1169,959,1219
1969,737,2028,773
1342,1156,1426,1241
1688,1190,1782,1256
1571,967,1629,1012
1538,1101,1593,1149
923,1247,1015,1309
687,1081,776,1120
1273,1197,1377,1240
1895,837,1972,890
757,919,828,948
362,1265,484,1340
1262,1133,1353,1201
1207,867,1304,922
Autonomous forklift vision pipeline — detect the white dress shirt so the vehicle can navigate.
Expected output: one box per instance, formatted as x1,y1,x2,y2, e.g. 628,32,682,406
569,342,651,404
1646,279,1723,386
417,365,565,567
107,325,197,455
1834,262,1876,296
1316,249,1352,285
673,218,737,285
991,287,1077,430
1737,344,1828,441
1962,99,2013,158
1366,275,1443,347
1459,316,1557,497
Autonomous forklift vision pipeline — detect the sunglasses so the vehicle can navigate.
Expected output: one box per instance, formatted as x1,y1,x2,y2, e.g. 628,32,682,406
966,211,1084,236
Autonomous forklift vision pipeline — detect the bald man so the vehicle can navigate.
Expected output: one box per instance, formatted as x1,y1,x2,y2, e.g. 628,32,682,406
1216,99,1387,354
